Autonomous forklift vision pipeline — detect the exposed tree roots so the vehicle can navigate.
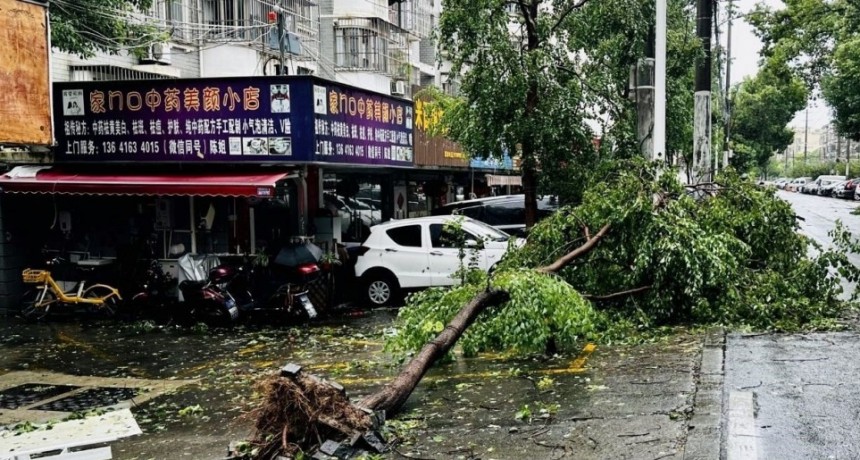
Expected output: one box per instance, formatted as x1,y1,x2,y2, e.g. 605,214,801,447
243,372,372,458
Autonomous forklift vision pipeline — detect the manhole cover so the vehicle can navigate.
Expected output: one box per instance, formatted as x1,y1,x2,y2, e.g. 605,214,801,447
0,384,80,409
31,387,140,412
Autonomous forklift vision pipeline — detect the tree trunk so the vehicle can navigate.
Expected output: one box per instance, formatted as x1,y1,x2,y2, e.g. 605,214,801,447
359,289,510,414
521,0,540,228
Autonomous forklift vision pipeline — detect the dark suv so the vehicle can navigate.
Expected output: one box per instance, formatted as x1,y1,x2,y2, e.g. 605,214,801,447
431,194,559,236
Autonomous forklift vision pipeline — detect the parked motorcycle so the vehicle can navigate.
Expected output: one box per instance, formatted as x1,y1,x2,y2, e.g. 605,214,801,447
176,254,240,327
213,252,322,323
124,258,177,323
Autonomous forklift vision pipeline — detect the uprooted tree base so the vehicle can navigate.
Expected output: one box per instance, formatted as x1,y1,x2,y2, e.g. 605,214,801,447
240,371,374,459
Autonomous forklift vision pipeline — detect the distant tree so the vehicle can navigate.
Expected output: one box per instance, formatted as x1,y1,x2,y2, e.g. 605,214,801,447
729,63,806,173
748,0,860,141
49,0,162,58
823,37,860,141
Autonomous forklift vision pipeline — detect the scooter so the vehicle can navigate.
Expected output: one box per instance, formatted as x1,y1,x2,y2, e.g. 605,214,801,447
124,258,177,323
177,276,240,326
213,259,321,322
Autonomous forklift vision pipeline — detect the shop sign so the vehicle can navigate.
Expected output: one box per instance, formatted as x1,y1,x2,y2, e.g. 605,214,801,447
312,81,413,166
413,94,467,167
53,76,413,167
471,152,514,170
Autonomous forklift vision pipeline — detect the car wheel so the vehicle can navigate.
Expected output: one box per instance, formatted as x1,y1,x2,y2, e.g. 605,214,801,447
364,272,400,307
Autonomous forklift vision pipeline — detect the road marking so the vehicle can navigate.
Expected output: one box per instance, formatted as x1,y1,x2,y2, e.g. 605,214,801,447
570,343,597,370
727,391,759,460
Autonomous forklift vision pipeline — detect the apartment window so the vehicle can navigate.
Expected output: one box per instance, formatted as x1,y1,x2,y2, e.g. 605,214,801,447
203,0,247,39
335,28,381,70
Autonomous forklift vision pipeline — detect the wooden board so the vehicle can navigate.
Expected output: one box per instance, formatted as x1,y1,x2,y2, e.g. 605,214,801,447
0,0,51,146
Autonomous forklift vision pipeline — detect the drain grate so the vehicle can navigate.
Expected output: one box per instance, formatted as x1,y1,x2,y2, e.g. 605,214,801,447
0,384,80,409
30,387,140,412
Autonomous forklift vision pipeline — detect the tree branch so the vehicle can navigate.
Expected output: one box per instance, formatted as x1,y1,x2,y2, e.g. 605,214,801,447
550,0,596,36
537,224,611,273
582,285,652,301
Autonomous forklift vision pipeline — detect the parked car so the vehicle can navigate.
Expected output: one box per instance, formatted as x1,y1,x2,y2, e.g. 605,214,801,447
431,194,559,236
804,175,846,195
837,178,860,199
323,193,381,240
785,177,811,192
819,180,846,197
774,178,790,189
353,216,520,305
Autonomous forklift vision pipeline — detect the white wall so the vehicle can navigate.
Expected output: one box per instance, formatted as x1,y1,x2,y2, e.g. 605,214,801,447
333,0,387,19
200,45,262,77
335,71,391,95
51,47,200,82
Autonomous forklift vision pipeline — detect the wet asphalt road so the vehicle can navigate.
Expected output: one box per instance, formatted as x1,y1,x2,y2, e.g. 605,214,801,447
0,311,705,460
722,191,860,460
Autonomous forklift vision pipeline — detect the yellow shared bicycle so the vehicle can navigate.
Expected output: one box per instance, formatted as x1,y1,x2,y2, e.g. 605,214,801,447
21,259,122,320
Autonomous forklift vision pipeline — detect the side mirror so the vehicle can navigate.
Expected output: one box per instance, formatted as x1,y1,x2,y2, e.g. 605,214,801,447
465,239,480,248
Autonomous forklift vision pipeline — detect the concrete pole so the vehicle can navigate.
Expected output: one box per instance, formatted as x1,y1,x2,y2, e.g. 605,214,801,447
636,29,655,160
723,0,733,169
803,106,809,164
693,0,713,184
655,0,667,164
847,139,852,177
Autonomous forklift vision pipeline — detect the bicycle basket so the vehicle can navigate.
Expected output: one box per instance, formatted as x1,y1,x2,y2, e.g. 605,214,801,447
22,269,49,284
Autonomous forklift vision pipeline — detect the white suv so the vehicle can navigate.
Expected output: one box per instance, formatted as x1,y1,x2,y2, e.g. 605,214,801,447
354,216,517,305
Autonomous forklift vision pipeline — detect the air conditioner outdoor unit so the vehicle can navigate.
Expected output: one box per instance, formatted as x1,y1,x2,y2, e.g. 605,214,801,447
141,42,172,65
391,80,406,96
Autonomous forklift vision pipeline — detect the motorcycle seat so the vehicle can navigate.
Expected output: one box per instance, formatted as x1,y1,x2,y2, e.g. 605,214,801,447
179,280,208,290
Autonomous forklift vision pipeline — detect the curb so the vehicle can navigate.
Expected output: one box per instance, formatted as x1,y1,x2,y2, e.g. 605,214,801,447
683,327,725,460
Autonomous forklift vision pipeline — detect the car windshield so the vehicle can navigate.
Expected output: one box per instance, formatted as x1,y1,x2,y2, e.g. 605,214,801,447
464,218,510,241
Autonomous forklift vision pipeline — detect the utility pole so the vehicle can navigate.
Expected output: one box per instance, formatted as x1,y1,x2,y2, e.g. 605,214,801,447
847,139,852,177
723,0,733,169
655,0,667,164
277,6,286,75
837,135,841,165
692,0,713,183
803,105,809,164
635,28,655,160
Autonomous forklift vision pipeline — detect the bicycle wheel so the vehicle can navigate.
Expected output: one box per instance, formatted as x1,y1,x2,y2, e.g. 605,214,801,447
21,288,55,321
82,285,119,318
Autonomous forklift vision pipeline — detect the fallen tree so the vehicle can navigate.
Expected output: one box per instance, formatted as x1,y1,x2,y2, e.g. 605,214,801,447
240,218,612,458
240,164,858,459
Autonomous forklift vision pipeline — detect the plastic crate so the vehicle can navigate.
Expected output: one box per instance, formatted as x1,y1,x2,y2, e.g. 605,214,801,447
22,269,49,284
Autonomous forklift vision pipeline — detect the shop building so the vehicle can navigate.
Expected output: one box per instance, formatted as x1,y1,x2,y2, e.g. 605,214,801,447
0,75,413,311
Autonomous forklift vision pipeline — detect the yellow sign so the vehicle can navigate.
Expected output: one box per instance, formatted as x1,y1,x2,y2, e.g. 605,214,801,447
444,150,465,159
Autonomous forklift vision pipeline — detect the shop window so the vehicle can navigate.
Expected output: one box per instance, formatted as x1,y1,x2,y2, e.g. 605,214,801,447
387,225,422,248
322,173,385,243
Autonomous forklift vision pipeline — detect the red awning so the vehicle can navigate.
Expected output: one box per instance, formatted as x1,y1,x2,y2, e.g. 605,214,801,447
0,167,295,198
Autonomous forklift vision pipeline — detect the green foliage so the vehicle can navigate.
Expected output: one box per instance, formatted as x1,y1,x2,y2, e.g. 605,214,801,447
49,0,165,58
729,63,807,172
385,161,856,360
386,269,601,358
823,36,860,141
436,0,700,208
749,0,860,139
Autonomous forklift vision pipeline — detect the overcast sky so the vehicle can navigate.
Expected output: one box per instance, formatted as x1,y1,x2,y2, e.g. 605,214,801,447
721,0,831,129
